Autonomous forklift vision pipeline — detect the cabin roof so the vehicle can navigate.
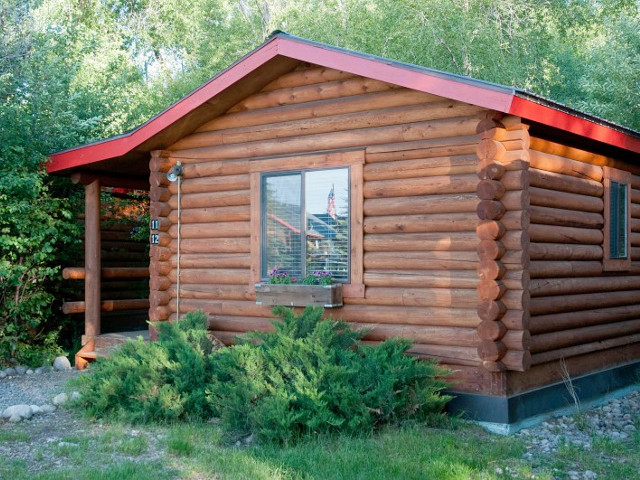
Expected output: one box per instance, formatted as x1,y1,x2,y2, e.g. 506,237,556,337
47,31,640,184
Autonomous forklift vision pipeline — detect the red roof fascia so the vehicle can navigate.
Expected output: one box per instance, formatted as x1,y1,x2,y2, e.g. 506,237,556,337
509,96,640,154
48,34,640,174
47,39,280,173
276,38,514,113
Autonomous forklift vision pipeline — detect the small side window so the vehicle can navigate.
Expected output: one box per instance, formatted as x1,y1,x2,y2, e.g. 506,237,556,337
603,167,631,271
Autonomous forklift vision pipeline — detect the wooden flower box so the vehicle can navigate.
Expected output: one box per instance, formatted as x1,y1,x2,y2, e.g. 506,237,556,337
255,283,343,308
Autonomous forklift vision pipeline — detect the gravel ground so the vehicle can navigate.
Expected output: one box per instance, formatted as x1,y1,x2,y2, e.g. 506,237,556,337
0,369,82,411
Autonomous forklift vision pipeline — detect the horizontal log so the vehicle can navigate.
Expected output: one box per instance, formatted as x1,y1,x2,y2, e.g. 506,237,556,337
169,253,251,269
502,330,531,351
529,224,603,245
530,304,640,334
477,200,506,221
169,299,269,317
177,101,484,151
502,350,531,372
168,237,251,254
529,261,604,278
363,154,477,181
149,187,170,203
477,320,506,340
400,343,481,365
476,220,505,240
349,323,478,347
101,241,146,252
632,189,640,204
62,267,149,280
168,268,249,285
502,310,530,331
531,318,640,353
227,77,397,113
476,259,506,280
167,174,249,195
530,276,640,298
478,340,506,361
167,222,250,239
150,202,171,218
530,137,640,176
337,304,481,327
346,287,478,308
364,173,478,198
632,218,640,233
366,136,477,161
529,205,603,229
260,67,356,91
166,190,250,209
207,315,272,333
530,290,640,316
529,168,603,197
63,299,150,314
476,179,505,200
528,243,603,261
364,212,479,234
477,240,505,260
363,193,478,216
363,232,479,252
529,186,603,213
531,333,640,366
171,116,480,161
179,159,250,178
364,251,479,270
149,276,171,291
171,284,253,301
364,270,480,289
150,245,172,261
168,205,250,224
477,299,506,321
529,150,603,181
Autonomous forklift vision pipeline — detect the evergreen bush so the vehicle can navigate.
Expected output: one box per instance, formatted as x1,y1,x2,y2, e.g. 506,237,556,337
207,306,451,444
73,310,214,422
74,306,451,443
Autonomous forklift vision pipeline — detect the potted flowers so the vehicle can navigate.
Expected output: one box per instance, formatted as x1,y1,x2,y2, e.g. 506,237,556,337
255,268,343,307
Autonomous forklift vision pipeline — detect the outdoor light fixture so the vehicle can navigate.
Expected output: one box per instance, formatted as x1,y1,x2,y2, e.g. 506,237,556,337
166,162,183,182
166,161,183,319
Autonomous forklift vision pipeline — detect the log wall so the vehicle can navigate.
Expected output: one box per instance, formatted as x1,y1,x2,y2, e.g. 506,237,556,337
148,64,500,393
510,137,640,394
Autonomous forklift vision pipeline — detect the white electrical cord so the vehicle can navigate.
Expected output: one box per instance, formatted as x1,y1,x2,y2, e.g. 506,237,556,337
176,172,181,320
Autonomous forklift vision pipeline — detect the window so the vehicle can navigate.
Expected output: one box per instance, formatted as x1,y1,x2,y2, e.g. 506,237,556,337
603,166,631,271
261,168,350,282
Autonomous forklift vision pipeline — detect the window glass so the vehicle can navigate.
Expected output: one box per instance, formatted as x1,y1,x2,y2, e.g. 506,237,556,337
609,180,628,259
262,168,349,281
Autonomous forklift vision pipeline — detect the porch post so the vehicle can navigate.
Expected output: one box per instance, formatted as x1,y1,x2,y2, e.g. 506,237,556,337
84,179,101,337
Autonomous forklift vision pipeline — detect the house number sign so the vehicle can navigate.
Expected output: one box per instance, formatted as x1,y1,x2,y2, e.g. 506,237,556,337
150,218,159,244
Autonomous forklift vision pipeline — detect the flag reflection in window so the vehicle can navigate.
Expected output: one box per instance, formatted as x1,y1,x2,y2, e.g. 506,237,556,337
261,168,349,282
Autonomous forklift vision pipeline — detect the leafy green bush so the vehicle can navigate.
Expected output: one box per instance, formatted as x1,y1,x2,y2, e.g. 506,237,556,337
207,306,451,444
0,157,79,366
73,310,215,422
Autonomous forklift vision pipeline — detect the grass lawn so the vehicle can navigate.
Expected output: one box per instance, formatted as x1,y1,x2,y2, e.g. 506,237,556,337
1,416,638,480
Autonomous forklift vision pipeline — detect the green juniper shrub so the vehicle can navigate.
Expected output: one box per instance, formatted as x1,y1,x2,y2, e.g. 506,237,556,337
72,310,214,422
206,306,451,444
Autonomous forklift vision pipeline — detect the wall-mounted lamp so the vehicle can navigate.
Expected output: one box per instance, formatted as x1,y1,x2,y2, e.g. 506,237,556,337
166,162,183,182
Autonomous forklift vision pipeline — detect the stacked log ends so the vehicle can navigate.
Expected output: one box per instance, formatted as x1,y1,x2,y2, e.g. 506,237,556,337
475,115,530,372
149,151,171,323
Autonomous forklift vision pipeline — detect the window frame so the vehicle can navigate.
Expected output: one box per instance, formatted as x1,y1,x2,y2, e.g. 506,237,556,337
260,167,351,283
250,150,365,298
603,166,632,271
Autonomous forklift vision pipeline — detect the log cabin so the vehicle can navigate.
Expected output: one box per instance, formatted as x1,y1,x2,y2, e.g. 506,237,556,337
47,32,640,428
